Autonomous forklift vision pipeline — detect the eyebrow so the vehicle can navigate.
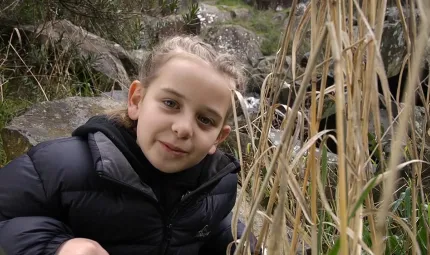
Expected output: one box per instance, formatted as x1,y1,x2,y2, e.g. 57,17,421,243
161,87,223,121
161,87,186,100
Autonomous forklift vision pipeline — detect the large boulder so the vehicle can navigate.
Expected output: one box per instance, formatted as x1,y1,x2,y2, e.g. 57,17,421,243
139,15,161,50
219,131,253,158
202,24,263,67
292,6,419,79
409,106,430,191
1,96,124,162
197,3,233,28
140,14,199,50
380,8,407,78
425,38,430,68
247,55,292,94
154,15,188,40
230,7,252,21
130,49,151,67
30,20,138,87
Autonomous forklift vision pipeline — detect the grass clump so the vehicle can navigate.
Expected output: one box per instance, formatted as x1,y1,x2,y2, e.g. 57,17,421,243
1,0,144,50
237,9,287,55
211,0,289,55
0,21,115,165
216,0,251,8
229,0,430,254
229,8,289,55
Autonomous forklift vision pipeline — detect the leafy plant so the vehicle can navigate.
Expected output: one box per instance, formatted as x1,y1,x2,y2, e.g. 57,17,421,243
160,0,180,16
182,2,200,35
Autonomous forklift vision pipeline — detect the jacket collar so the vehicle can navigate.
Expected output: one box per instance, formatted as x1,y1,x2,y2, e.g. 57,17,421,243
88,131,240,199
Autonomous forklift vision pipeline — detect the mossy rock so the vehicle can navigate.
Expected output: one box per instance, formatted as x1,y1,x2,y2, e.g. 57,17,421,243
1,96,124,162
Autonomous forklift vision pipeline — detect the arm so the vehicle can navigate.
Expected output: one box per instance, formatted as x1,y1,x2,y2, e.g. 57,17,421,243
0,216,74,255
0,154,74,255
199,212,258,255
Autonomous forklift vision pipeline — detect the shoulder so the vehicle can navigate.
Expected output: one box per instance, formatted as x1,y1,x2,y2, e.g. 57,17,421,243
27,136,91,168
202,150,240,193
25,137,97,192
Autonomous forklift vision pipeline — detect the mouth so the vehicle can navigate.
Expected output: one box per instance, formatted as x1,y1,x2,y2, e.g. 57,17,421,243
159,141,188,155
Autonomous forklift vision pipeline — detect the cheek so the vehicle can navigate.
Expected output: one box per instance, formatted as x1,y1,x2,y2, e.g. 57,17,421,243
197,131,219,147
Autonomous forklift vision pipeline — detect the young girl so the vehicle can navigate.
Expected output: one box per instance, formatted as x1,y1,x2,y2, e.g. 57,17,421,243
0,36,257,255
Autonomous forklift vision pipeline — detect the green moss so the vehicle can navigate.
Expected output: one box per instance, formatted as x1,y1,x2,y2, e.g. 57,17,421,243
0,98,31,167
215,0,250,8
220,4,290,55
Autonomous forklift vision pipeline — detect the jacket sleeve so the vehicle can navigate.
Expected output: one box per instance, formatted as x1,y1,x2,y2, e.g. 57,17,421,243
0,154,74,255
0,217,74,255
199,212,258,255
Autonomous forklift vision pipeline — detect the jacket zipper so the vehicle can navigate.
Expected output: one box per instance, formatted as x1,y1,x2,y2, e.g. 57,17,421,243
160,192,196,255
159,162,238,255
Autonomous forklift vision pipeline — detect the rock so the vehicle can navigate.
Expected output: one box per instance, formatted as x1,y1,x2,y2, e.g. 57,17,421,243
295,2,307,16
230,7,252,21
1,97,124,162
101,90,129,103
380,21,407,78
202,24,263,67
157,15,187,39
140,14,198,49
272,12,287,23
140,15,161,50
233,95,261,118
140,14,188,46
219,131,253,157
178,0,196,11
387,0,401,6
31,20,137,88
385,6,400,23
290,6,421,79
197,3,232,28
409,105,430,193
130,49,150,68
278,81,298,106
248,55,292,94
425,38,430,68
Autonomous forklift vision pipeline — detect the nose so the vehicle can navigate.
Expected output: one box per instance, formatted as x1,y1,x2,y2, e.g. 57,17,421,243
171,117,193,139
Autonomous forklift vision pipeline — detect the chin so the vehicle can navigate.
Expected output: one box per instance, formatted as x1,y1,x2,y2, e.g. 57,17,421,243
159,169,181,174
150,160,184,174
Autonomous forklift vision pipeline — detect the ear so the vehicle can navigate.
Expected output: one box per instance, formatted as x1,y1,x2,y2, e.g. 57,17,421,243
128,80,144,120
208,125,231,155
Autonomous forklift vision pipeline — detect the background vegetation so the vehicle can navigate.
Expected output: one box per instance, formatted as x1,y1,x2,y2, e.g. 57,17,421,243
231,0,430,254
0,0,185,166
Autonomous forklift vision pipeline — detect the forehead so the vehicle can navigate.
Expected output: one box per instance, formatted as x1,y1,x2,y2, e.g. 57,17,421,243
150,56,233,116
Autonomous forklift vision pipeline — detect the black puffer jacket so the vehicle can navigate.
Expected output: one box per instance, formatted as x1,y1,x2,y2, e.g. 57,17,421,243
0,117,254,255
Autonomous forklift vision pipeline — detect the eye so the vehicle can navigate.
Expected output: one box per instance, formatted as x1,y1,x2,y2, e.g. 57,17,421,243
198,116,214,126
163,99,179,109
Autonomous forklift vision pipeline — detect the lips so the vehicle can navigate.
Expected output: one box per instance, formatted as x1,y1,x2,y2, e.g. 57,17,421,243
160,141,188,154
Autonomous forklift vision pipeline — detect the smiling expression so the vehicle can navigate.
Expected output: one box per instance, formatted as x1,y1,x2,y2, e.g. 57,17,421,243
127,55,233,173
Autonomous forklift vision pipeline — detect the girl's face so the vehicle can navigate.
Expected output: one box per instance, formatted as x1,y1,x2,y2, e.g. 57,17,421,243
127,56,232,173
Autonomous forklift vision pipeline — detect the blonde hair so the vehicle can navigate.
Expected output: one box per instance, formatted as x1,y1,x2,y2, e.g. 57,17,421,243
107,35,246,130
